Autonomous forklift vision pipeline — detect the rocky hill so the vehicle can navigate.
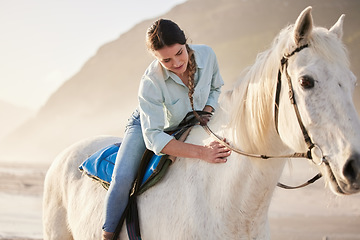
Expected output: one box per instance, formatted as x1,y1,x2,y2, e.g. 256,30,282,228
1,0,359,164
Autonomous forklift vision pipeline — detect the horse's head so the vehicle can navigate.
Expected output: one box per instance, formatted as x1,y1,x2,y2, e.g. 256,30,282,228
277,6,360,195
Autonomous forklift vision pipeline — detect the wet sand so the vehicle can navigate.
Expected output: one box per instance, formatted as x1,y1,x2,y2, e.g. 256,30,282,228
0,161,359,240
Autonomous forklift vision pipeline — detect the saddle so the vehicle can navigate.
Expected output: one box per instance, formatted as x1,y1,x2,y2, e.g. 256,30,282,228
78,128,190,194
78,111,211,240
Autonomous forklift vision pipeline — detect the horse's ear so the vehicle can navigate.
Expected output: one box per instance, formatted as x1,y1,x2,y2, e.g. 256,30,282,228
329,14,345,39
293,6,313,45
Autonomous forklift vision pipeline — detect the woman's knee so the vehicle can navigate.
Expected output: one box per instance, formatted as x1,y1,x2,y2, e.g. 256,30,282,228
111,170,136,188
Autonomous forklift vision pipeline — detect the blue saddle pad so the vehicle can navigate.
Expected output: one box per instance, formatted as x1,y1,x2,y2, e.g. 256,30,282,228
79,143,120,184
79,143,165,188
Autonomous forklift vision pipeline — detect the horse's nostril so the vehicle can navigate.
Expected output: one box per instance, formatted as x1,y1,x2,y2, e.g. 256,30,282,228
343,154,360,184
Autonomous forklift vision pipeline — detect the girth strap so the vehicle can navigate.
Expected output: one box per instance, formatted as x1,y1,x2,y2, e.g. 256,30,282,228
112,111,211,240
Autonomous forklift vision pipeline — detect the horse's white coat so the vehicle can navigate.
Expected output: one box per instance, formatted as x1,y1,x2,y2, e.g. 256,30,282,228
43,7,360,240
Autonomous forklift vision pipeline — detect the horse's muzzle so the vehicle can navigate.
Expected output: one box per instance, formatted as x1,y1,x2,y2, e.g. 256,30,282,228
342,153,360,192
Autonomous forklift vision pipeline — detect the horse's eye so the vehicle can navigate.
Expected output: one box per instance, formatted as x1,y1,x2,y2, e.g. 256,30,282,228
299,75,315,89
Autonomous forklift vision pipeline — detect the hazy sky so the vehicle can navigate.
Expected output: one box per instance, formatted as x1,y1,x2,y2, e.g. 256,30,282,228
0,0,187,110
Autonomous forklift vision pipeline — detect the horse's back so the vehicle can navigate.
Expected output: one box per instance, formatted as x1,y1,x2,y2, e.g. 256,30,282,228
43,135,121,240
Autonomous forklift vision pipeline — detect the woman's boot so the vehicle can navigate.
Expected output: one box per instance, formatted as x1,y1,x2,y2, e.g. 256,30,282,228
102,231,114,240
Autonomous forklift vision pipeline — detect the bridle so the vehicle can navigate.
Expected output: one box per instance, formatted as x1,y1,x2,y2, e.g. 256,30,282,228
274,43,328,166
197,43,328,189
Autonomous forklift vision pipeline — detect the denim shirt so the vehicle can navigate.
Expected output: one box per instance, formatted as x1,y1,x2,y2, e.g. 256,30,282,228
138,44,224,155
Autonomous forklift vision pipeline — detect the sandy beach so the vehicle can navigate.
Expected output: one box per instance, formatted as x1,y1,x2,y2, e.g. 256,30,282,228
0,160,359,240
0,162,45,240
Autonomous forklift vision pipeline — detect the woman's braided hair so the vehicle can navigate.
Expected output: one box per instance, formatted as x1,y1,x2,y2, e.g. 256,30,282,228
146,19,197,111
186,44,197,111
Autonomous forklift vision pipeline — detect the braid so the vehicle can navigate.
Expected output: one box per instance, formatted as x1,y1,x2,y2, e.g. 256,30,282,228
186,44,197,111
186,45,206,125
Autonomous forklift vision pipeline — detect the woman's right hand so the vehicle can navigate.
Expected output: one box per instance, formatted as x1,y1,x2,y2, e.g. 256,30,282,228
201,140,231,163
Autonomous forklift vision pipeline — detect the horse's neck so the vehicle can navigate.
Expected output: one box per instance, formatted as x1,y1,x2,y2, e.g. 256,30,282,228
186,145,284,237
194,108,285,233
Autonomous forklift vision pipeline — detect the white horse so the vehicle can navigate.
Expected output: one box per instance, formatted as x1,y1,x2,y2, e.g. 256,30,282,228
43,7,360,240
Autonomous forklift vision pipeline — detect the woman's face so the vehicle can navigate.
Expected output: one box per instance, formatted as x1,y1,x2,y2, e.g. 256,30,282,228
153,43,189,76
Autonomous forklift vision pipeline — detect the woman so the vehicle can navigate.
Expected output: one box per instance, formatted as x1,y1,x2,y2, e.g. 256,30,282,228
102,19,231,239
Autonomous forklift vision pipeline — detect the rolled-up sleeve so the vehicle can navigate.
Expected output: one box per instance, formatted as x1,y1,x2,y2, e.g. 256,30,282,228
205,49,224,110
138,76,174,155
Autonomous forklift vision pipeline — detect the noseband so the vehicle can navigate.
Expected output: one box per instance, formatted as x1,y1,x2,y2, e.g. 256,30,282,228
197,43,327,189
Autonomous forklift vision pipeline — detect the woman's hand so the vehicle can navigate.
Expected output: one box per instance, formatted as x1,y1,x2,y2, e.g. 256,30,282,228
201,140,231,163
161,138,231,164
203,105,214,113
201,105,214,124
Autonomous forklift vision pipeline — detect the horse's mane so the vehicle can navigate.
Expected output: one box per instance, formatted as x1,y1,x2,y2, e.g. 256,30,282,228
226,23,350,153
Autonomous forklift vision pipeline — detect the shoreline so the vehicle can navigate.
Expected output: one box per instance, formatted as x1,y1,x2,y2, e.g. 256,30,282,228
0,163,359,239
1,215,359,240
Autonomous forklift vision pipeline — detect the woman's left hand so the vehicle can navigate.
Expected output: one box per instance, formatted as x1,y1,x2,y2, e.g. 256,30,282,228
202,105,214,124
203,105,214,113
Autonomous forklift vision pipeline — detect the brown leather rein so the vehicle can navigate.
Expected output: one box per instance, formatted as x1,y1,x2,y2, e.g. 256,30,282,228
195,44,325,189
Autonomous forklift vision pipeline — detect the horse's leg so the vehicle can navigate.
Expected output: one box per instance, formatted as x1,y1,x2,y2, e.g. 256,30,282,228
42,198,73,240
43,157,74,240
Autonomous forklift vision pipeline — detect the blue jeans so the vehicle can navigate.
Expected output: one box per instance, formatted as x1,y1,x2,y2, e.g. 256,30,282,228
103,109,146,232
